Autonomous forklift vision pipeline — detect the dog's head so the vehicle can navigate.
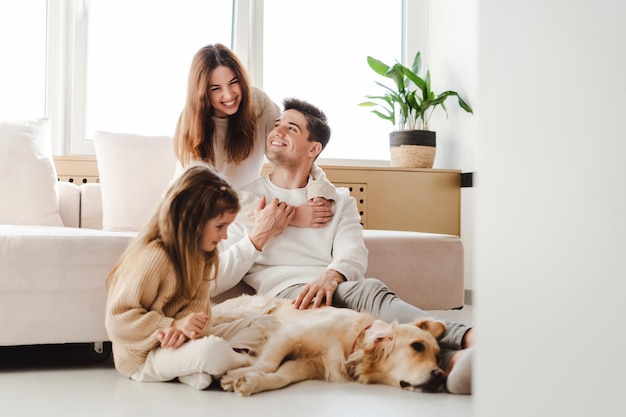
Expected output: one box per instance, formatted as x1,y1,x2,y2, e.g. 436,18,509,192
347,319,446,392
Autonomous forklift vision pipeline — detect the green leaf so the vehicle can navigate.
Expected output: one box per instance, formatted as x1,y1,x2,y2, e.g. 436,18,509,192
376,81,396,94
372,109,394,125
388,64,405,91
411,51,422,75
457,95,474,114
403,66,426,91
424,71,432,100
367,56,390,76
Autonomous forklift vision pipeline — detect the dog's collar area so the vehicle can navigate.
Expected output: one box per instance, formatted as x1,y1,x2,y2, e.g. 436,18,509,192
351,323,373,354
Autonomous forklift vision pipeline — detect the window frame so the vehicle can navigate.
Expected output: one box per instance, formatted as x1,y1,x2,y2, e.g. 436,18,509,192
49,0,425,162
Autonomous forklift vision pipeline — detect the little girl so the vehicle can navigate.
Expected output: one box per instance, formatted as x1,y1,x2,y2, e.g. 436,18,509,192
105,164,275,390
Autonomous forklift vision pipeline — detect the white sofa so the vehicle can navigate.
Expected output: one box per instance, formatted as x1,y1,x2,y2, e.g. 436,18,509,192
0,182,135,348
0,121,464,355
0,181,464,350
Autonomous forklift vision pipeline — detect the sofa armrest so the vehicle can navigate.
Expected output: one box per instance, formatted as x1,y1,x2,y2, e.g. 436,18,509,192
363,229,464,310
80,183,103,229
58,182,80,228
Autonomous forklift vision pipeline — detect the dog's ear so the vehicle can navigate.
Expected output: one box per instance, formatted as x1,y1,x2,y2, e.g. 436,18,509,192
414,319,446,340
363,320,394,347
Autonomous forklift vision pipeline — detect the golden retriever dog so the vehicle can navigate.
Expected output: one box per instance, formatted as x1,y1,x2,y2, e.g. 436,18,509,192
211,294,447,396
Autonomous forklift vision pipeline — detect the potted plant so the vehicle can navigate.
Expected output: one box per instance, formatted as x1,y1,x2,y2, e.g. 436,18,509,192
359,51,473,168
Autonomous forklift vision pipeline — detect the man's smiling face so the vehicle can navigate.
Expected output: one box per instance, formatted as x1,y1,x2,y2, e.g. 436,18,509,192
266,109,314,167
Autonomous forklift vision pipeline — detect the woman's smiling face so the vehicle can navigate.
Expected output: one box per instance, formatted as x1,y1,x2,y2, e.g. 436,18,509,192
208,65,242,118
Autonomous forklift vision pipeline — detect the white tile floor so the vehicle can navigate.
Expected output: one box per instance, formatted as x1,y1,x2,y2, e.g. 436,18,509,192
0,306,473,417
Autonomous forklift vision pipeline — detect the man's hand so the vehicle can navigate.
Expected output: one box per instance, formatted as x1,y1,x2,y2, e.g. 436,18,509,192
291,197,334,228
249,196,295,250
293,269,345,309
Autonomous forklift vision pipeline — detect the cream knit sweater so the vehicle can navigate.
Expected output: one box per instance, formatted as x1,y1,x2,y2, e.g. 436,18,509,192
105,242,213,378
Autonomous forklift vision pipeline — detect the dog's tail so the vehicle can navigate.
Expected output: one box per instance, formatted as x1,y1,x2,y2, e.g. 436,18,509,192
212,294,280,325
212,314,281,356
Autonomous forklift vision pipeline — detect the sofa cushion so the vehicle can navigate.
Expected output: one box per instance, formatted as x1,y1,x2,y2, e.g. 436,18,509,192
0,225,137,345
0,118,64,227
363,230,465,310
94,131,176,232
57,181,81,228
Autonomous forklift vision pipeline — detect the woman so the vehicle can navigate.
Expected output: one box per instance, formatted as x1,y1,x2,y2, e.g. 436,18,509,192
105,165,277,390
174,44,335,227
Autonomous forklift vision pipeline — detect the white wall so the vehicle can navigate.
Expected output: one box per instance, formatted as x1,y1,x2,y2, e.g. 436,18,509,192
427,0,479,293
474,0,626,415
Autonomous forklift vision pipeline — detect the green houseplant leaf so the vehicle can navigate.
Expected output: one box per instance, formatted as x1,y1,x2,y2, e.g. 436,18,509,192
359,51,473,131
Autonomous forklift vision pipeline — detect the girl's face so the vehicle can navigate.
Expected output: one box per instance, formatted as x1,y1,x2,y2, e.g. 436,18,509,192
200,211,237,252
208,65,242,118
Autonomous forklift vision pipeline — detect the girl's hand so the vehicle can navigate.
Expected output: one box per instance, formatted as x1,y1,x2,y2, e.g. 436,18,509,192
155,327,186,349
172,312,210,340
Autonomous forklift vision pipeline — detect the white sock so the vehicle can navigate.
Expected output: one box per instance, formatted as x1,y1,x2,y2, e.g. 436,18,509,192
178,372,213,390
446,346,473,395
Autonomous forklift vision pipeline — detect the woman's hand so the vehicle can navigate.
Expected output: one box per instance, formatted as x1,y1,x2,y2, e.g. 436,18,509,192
291,197,334,228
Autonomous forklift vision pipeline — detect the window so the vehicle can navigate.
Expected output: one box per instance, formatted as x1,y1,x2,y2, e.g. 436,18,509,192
75,0,233,153
262,0,403,162
3,0,422,162
0,1,47,119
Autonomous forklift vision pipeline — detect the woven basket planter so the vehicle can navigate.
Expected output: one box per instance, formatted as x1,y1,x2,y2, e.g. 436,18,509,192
389,130,436,168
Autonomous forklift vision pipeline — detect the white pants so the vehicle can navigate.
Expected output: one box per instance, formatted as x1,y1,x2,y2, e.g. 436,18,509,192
131,315,280,389
132,335,249,382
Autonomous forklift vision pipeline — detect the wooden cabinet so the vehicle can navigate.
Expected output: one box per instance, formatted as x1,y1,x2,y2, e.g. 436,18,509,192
319,166,461,236
263,164,461,236
53,157,461,236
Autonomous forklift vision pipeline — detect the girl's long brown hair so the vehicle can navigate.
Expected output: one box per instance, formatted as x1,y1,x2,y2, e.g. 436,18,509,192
174,43,257,167
106,164,240,300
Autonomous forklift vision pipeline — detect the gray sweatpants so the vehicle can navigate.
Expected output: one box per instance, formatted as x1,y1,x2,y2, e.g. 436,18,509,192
275,278,470,367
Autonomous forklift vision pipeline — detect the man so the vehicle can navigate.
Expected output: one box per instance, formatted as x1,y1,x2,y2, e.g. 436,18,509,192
217,98,473,394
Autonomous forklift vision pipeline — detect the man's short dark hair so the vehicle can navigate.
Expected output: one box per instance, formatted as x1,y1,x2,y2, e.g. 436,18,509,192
282,98,331,150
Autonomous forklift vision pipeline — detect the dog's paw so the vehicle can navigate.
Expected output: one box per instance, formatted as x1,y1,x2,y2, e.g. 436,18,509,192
220,369,245,392
231,375,254,397
220,376,233,392
221,372,265,396
232,372,265,396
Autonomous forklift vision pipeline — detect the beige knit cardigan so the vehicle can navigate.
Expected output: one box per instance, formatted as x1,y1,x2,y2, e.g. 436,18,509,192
105,242,213,378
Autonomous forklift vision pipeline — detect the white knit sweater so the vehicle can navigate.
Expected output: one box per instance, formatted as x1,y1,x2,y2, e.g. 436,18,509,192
216,176,368,297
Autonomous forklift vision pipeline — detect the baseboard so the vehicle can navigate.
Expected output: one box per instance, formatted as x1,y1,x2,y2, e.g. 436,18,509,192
464,289,473,305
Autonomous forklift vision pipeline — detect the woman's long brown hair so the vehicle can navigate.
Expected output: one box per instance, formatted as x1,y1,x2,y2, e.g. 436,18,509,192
174,44,257,167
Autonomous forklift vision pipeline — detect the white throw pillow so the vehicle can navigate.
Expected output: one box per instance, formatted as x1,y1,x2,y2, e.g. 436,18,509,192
94,131,176,232
0,118,64,226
